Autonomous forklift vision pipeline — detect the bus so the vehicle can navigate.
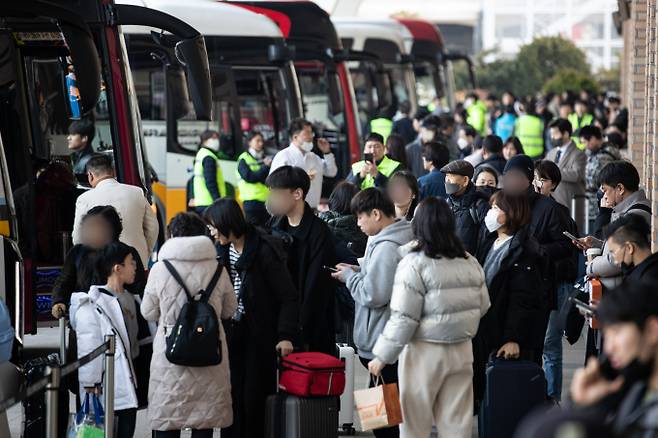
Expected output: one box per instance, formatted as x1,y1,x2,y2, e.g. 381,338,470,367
122,0,305,222
333,19,418,132
229,1,362,183
0,0,211,341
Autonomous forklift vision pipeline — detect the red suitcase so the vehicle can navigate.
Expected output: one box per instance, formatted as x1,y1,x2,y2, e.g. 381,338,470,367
279,352,346,397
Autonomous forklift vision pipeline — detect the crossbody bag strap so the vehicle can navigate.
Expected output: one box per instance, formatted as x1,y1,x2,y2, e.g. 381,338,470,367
162,260,193,301
200,264,222,302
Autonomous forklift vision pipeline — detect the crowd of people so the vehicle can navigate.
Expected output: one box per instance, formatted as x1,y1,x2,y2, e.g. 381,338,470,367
44,87,658,438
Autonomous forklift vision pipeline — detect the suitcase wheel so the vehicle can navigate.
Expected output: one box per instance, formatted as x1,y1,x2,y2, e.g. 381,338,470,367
340,424,356,435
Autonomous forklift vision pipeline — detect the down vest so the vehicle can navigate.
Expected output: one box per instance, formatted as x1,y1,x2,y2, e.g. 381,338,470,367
373,243,490,365
141,236,237,431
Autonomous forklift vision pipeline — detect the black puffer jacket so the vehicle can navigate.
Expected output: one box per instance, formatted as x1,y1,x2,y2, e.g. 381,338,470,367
447,183,491,256
319,211,368,258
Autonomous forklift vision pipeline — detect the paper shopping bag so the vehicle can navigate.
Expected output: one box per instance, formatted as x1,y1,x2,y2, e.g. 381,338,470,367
354,378,403,431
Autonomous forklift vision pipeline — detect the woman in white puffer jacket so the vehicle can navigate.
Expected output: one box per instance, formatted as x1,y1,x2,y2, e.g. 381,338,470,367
369,197,491,438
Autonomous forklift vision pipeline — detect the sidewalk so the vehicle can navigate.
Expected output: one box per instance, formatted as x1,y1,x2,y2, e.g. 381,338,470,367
7,327,587,437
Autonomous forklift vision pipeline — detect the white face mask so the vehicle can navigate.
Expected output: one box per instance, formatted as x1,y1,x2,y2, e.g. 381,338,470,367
300,141,314,153
485,208,503,233
205,138,220,152
457,137,469,150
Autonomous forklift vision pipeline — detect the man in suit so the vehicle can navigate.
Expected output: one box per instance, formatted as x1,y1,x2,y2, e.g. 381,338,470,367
546,118,586,225
72,154,159,267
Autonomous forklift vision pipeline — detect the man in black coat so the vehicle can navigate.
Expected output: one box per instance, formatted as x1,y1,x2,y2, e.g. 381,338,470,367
500,155,574,360
441,159,490,255
391,101,416,145
476,135,507,175
604,214,658,286
267,165,337,355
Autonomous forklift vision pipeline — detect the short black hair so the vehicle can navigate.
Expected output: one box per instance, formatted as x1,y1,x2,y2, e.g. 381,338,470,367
203,198,249,239
413,106,431,122
421,114,441,130
534,160,562,190
200,129,219,145
482,135,503,154
86,153,114,176
398,100,411,115
97,241,133,281
599,160,640,192
350,187,395,218
549,118,573,136
288,117,313,137
365,132,384,144
328,181,359,215
605,214,650,249
266,165,311,198
466,92,478,100
606,132,625,149
598,280,658,329
68,118,95,144
474,166,499,185
607,96,621,105
461,125,477,138
438,113,455,129
412,197,466,259
82,205,123,241
167,212,208,238
579,125,603,141
247,130,264,143
422,141,450,169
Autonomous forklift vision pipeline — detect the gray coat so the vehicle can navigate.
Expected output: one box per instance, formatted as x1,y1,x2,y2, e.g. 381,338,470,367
344,220,414,360
546,142,587,221
373,243,490,364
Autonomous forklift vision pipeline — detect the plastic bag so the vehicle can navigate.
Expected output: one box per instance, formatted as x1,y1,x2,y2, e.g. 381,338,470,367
67,393,104,438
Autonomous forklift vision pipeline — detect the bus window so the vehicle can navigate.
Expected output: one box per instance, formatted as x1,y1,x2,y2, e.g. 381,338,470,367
389,65,411,106
297,64,345,134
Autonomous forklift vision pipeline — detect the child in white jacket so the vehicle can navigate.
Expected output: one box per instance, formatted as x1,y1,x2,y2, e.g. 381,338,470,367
70,241,140,438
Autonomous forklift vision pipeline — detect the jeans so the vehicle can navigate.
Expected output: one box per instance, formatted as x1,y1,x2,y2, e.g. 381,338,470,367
153,429,213,438
359,357,400,438
542,282,571,400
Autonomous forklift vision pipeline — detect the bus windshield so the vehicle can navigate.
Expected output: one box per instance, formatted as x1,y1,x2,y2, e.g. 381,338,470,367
296,63,345,135
388,64,412,107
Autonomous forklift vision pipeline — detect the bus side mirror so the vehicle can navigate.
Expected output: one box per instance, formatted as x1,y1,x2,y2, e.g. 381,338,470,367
166,65,193,120
175,35,212,121
268,44,294,62
59,23,101,116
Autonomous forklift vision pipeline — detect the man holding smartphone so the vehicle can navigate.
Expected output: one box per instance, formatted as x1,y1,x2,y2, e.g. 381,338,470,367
347,133,402,190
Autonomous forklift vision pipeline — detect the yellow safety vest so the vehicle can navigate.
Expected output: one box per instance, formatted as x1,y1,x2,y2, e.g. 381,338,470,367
515,115,545,159
369,118,393,143
351,155,401,189
568,113,594,150
467,101,488,137
236,151,269,203
193,147,226,207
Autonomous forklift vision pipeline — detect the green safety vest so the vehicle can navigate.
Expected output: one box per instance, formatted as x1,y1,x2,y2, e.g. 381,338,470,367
369,118,393,143
193,147,226,207
515,115,545,159
467,101,488,137
236,151,269,203
351,155,401,189
568,113,594,150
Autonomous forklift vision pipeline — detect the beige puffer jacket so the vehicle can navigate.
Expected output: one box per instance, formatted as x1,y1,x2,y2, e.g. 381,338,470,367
141,236,237,431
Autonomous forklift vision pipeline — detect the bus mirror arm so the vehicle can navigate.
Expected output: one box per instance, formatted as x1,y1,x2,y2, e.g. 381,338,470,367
444,51,477,90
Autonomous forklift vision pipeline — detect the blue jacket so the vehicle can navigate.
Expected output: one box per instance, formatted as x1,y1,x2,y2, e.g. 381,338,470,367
418,169,447,200
495,113,517,143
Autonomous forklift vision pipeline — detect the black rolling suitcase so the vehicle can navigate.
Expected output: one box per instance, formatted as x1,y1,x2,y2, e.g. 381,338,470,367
479,356,547,438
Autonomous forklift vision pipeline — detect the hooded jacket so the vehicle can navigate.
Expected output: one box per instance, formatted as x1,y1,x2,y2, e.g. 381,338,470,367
373,242,490,364
70,285,143,411
343,219,414,360
447,183,491,256
141,235,237,430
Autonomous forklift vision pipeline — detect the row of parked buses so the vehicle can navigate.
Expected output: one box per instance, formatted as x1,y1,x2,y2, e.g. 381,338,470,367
0,0,475,345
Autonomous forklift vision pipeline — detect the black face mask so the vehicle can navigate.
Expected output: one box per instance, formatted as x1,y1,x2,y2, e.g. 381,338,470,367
477,186,497,197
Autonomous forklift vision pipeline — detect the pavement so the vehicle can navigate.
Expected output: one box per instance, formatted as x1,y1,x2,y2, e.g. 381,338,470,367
6,326,587,437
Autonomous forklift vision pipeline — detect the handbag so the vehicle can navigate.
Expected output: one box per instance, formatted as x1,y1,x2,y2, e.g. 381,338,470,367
278,352,346,397
354,375,403,431
67,393,104,438
162,260,223,367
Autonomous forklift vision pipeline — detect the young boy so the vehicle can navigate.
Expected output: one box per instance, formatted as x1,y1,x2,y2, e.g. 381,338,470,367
70,242,141,438
266,165,336,355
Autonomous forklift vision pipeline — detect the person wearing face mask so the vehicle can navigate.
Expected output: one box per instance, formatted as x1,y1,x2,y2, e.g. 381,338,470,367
193,130,227,212
347,133,401,190
474,166,499,195
579,125,621,228
458,125,477,159
440,160,490,255
236,131,272,226
574,161,651,290
605,214,658,286
473,190,542,407
269,118,336,210
405,114,439,178
545,119,587,225
475,135,507,175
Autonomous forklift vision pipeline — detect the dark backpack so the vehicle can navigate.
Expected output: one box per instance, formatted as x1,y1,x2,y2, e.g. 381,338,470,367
162,260,222,367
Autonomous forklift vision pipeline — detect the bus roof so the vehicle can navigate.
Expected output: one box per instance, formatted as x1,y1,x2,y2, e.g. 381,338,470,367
117,0,283,38
396,18,444,48
332,19,408,61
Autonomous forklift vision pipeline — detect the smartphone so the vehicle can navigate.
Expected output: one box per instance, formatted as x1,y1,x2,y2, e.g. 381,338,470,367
364,153,374,163
570,296,596,317
563,231,579,241
598,355,620,380
323,265,339,273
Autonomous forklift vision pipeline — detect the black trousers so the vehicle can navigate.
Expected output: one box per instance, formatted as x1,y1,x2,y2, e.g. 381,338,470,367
221,319,277,438
115,408,137,438
153,429,212,438
359,357,400,438
243,200,270,227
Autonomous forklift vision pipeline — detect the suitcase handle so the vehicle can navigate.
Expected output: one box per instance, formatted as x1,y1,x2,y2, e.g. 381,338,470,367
58,316,67,366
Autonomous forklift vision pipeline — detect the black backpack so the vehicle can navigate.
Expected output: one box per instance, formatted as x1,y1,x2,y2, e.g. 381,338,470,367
162,260,222,367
